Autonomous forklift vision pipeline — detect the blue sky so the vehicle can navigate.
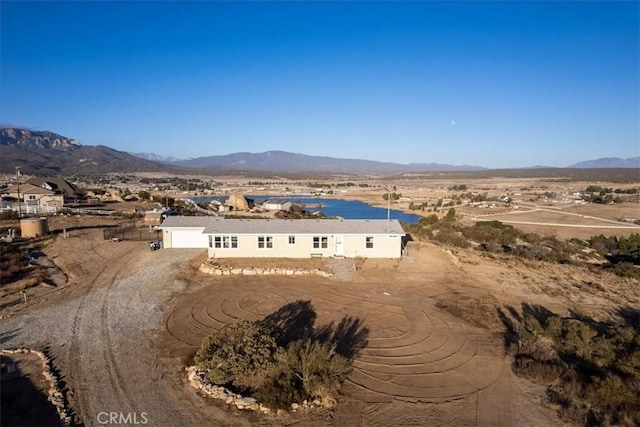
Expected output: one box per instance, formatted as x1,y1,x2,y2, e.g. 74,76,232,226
1,1,638,168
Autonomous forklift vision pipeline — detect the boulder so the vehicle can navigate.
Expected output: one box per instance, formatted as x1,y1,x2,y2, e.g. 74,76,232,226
226,194,250,211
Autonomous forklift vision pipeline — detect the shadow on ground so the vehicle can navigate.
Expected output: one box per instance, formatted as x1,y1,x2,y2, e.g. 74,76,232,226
259,300,369,360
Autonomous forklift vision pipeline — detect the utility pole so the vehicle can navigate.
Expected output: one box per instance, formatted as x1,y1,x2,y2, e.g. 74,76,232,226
15,166,21,218
387,186,391,222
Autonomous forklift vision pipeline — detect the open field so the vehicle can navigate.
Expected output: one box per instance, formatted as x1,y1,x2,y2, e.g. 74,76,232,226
1,218,637,426
0,171,637,426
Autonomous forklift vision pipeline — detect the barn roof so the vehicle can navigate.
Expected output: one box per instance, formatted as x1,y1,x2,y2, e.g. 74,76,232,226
160,217,405,235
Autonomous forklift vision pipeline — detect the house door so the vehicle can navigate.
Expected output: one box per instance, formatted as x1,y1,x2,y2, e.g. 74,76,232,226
335,235,345,256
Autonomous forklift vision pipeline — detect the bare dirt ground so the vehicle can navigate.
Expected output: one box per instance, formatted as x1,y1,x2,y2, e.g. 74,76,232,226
1,352,62,426
0,214,637,426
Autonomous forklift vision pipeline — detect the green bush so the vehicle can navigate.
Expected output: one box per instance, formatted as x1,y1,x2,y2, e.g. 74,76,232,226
419,214,438,225
195,305,363,410
278,340,351,401
194,320,280,390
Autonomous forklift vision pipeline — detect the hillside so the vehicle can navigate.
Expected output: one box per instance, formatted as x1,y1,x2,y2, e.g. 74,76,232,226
173,150,486,174
0,128,170,175
569,157,640,168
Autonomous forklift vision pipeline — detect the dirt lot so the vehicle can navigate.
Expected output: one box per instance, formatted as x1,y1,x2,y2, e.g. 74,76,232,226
0,209,637,426
1,352,62,427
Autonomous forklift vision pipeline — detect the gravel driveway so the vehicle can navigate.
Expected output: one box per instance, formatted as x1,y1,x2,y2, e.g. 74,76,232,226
0,245,204,427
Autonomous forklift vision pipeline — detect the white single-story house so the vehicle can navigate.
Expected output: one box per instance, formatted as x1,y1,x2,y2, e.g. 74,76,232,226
262,199,292,211
160,217,405,258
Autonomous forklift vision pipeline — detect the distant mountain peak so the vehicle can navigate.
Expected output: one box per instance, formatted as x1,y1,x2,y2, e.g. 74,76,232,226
0,127,171,174
568,157,639,168
1,127,82,151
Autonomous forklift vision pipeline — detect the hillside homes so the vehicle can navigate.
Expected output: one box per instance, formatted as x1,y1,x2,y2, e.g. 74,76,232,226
160,217,405,259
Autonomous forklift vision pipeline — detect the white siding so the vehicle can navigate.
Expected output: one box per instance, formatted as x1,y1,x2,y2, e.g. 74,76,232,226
207,233,402,258
165,227,207,248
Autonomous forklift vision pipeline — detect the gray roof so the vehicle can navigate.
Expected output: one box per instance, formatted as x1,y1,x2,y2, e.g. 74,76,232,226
160,216,405,235
263,199,290,205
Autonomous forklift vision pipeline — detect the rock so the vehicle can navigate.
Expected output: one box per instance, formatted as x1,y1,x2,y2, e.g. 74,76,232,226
231,268,242,275
225,396,234,404
291,403,299,410
312,397,321,406
226,193,250,211
243,269,256,275
240,397,257,405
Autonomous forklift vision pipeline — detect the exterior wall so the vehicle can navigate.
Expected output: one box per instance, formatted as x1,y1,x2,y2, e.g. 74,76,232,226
163,227,207,248
263,202,292,211
206,232,402,258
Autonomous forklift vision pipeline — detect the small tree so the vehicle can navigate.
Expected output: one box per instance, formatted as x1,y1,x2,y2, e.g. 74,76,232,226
445,208,456,222
194,320,280,390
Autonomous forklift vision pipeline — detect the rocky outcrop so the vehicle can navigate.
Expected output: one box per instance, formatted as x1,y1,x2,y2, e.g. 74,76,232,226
1,128,81,151
1,348,72,426
199,263,333,278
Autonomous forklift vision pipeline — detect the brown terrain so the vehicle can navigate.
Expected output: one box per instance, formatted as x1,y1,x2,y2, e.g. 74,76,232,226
1,204,637,426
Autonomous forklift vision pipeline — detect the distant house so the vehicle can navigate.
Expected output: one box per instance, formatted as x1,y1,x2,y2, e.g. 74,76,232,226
160,217,405,259
1,183,64,207
262,199,292,211
26,177,83,203
144,208,178,225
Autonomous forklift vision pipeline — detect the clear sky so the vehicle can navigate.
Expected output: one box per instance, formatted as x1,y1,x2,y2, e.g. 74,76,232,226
1,1,638,168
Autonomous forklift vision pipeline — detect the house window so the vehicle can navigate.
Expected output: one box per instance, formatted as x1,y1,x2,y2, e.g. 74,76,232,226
258,236,273,249
288,235,295,245
211,235,238,249
28,195,36,200
313,236,328,249
366,236,374,249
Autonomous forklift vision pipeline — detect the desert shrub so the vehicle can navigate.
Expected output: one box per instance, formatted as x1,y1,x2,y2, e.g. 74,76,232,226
194,320,281,391
431,229,470,248
255,370,305,410
462,221,519,246
0,243,30,284
586,376,637,410
0,211,19,220
514,355,563,382
419,214,438,225
503,305,640,426
612,262,640,279
256,340,350,409
278,340,351,401
195,303,363,411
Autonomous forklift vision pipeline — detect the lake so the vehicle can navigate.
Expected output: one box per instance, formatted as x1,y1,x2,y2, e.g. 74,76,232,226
192,196,422,224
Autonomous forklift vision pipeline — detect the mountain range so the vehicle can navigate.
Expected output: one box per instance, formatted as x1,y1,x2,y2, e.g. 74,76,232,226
0,128,169,175
1,127,638,175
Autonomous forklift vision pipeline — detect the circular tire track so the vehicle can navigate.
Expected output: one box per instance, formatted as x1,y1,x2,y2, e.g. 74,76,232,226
165,276,505,403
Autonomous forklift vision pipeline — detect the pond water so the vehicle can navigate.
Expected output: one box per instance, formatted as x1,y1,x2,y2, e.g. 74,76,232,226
192,196,422,224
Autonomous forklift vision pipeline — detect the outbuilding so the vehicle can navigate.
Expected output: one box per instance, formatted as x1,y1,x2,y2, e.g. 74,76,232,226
262,199,292,211
160,217,405,258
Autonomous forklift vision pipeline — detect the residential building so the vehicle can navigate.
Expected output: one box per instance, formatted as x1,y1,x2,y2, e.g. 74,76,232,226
160,217,405,258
